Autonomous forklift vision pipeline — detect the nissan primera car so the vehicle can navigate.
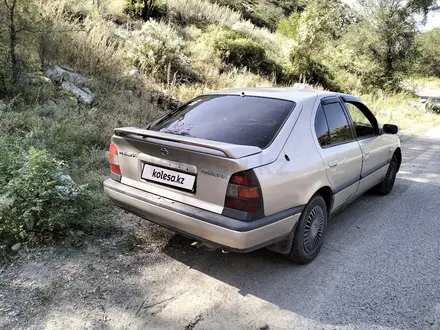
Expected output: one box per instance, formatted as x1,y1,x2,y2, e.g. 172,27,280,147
104,88,401,263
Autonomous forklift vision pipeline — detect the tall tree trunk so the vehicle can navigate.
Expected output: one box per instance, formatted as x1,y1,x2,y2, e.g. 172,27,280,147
385,36,394,79
141,0,153,21
8,0,18,86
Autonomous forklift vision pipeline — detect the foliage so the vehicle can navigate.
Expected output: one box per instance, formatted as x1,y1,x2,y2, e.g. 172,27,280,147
285,0,355,90
353,0,440,90
207,0,304,30
199,26,284,81
277,11,300,39
125,20,190,80
166,0,242,26
224,39,265,70
0,0,42,93
244,2,284,31
124,0,167,20
414,28,440,77
0,142,90,242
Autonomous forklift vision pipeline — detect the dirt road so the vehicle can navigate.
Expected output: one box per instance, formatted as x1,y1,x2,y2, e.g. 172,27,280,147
1,129,440,330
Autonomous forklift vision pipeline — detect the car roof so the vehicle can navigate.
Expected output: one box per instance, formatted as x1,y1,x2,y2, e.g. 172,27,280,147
207,87,340,103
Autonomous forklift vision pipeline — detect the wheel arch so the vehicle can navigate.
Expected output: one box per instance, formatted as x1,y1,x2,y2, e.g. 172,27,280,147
266,185,333,255
315,186,334,215
394,147,402,171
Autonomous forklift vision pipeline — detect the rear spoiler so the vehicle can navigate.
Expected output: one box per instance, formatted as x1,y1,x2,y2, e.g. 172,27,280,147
114,127,262,159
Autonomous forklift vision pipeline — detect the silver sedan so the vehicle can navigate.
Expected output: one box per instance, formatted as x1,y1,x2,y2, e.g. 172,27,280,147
104,88,401,263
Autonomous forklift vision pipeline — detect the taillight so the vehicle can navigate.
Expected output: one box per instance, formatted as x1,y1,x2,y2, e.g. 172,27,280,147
224,170,262,214
107,143,121,180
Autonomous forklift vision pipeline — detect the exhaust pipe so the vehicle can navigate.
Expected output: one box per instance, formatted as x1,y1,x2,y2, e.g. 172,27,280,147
191,241,203,249
191,241,217,252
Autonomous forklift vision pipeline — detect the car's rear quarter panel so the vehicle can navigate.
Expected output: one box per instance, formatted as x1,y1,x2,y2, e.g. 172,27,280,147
256,97,331,215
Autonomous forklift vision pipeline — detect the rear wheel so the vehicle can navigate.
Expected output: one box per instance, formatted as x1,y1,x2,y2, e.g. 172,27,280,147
375,155,398,195
287,195,327,264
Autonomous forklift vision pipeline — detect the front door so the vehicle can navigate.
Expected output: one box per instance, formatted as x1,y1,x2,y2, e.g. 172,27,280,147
342,100,393,196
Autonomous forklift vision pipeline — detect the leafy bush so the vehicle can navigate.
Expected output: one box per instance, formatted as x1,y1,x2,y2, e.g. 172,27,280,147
223,39,266,71
277,11,300,38
199,26,283,80
166,0,242,26
0,143,90,242
125,20,185,77
231,20,275,49
249,2,284,31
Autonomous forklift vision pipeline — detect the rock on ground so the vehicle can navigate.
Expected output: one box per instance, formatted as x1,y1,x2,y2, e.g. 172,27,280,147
45,65,88,86
61,81,95,105
10,243,21,252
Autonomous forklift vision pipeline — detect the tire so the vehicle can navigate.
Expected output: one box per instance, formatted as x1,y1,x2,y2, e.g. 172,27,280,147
287,195,328,264
375,154,398,195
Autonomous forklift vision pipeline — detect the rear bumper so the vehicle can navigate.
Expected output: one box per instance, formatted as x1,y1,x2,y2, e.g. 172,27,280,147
103,178,302,252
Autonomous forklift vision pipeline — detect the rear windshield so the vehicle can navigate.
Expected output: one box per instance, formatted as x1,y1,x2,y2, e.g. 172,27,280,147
149,95,295,149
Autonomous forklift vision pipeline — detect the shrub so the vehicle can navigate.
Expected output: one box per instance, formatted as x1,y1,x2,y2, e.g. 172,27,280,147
247,2,284,31
195,26,286,82
231,20,275,50
223,39,266,71
277,11,300,39
0,143,90,242
207,0,297,31
125,20,185,78
166,0,242,26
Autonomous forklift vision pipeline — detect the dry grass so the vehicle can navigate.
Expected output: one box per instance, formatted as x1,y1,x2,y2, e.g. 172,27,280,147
406,76,440,90
39,3,126,81
356,91,440,135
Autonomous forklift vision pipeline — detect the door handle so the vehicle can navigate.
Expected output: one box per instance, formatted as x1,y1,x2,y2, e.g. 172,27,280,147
364,150,370,157
328,160,338,168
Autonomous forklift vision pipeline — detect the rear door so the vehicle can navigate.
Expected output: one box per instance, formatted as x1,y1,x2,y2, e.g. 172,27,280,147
342,100,393,195
112,94,296,214
314,98,363,211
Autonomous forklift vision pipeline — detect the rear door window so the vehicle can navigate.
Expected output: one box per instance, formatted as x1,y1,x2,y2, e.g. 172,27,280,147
315,106,331,147
149,95,295,149
322,102,354,145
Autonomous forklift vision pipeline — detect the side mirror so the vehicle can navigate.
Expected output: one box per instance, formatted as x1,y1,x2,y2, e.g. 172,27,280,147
383,124,398,135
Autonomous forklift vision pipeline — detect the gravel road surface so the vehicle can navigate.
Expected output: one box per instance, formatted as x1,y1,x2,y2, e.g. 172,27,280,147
1,129,440,330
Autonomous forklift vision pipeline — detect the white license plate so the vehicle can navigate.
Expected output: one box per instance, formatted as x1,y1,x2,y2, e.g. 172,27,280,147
141,164,196,191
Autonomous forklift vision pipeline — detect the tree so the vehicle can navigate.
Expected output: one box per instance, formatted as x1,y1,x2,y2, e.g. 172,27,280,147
414,28,440,77
353,0,440,89
279,0,357,89
0,0,37,88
